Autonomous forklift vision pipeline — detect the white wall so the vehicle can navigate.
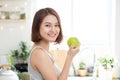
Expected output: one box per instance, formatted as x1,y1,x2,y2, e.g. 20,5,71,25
115,0,120,58
114,0,120,77
0,0,32,54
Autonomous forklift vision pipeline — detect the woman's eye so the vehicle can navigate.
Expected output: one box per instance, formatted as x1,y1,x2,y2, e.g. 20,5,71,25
45,25,50,27
55,25,59,27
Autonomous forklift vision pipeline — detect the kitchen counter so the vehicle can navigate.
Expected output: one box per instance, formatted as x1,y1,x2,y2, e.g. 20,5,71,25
68,76,96,80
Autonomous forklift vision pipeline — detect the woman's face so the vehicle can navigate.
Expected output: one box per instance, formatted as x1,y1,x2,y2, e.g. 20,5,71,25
39,14,60,42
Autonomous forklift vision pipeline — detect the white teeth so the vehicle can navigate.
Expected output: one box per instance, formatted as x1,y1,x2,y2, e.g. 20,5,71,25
48,34,56,37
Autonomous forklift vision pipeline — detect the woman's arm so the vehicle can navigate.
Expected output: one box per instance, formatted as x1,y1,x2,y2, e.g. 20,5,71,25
31,45,80,80
58,45,80,80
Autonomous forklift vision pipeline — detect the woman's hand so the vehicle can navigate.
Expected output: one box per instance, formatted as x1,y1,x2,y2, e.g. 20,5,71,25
67,44,80,59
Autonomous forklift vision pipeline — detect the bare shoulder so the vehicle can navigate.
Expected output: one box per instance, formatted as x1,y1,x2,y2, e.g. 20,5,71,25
30,48,48,70
31,48,46,60
30,47,52,65
30,48,55,75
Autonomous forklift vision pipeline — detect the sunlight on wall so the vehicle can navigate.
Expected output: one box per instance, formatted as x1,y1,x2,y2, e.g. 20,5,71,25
72,0,115,58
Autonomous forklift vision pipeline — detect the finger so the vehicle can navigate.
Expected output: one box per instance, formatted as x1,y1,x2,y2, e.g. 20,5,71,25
70,43,74,49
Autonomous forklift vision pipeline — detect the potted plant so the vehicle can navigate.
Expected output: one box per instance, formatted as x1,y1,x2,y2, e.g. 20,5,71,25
78,62,87,77
98,57,114,80
11,41,31,72
98,57,114,69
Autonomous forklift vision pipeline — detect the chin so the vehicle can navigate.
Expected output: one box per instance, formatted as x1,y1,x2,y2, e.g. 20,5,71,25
49,39,56,42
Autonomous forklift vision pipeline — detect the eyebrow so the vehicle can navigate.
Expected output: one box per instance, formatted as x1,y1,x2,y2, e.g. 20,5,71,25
44,22,59,24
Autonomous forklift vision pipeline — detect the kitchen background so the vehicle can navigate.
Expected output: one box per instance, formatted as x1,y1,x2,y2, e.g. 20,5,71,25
0,0,120,79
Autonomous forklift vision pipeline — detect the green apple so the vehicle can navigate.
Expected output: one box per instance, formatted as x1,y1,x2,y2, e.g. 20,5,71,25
67,37,80,48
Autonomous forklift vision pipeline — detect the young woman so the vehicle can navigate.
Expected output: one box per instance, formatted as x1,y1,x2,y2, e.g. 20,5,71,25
28,7,80,80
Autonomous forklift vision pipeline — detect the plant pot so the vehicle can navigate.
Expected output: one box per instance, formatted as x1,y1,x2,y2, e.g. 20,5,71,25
14,63,28,72
78,69,87,77
99,68,113,80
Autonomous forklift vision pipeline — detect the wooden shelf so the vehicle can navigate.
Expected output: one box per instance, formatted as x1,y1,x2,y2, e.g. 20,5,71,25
0,19,26,23
0,0,27,1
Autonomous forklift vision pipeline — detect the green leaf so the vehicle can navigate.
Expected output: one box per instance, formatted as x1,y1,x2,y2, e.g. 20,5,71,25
9,55,14,65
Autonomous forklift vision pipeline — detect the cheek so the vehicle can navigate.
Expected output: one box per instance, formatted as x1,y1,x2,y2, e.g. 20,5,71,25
57,28,60,33
40,27,48,34
39,29,45,37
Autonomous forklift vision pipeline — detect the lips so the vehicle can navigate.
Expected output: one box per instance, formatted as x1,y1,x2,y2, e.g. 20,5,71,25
48,33,58,38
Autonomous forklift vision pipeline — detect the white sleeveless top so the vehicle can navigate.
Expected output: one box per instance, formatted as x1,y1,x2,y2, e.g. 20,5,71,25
28,46,60,80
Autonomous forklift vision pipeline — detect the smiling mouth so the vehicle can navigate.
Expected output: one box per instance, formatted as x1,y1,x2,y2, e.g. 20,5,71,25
48,33,58,38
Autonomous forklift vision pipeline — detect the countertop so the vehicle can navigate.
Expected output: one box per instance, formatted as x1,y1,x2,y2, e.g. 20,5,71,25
68,76,97,80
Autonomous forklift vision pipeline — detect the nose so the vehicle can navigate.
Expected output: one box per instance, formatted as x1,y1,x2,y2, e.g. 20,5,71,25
51,26,55,32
